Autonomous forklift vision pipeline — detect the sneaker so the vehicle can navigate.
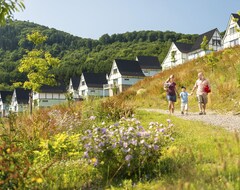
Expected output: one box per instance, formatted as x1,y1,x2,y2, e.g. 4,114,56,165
199,112,203,115
181,111,184,115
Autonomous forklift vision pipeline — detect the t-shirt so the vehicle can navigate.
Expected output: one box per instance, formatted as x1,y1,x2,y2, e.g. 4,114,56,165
167,82,176,96
194,79,210,95
180,91,188,103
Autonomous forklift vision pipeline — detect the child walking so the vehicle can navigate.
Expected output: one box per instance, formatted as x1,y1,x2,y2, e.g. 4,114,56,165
180,86,189,115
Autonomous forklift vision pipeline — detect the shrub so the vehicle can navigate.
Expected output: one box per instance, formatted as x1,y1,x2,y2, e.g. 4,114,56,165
81,116,174,183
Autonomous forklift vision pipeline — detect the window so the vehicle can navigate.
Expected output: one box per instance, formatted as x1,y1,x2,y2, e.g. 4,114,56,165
113,68,118,74
212,39,221,46
42,100,48,102
124,78,129,81
82,81,85,85
229,27,235,35
90,90,95,92
81,90,85,96
230,39,239,47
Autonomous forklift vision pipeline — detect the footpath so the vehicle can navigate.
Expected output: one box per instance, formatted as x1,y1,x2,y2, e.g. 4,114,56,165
142,108,240,133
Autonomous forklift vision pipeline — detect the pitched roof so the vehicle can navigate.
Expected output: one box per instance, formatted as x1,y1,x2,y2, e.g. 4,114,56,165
15,88,31,104
114,59,145,77
174,42,193,53
39,84,67,93
70,76,80,90
0,91,13,103
231,13,240,26
136,56,161,70
83,73,108,88
191,28,218,51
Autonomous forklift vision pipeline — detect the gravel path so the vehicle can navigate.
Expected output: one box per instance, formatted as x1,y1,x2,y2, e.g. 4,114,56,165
142,108,240,132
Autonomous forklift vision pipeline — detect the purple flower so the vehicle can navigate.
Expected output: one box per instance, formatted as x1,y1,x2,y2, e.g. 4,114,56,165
125,154,132,162
83,151,89,158
154,145,159,150
101,128,107,134
123,142,128,148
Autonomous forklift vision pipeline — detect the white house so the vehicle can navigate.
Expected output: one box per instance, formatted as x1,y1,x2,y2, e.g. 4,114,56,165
136,56,162,76
78,72,108,98
223,13,240,48
162,28,222,70
188,28,222,60
162,42,192,70
104,59,145,97
10,88,31,113
0,91,13,117
32,85,67,108
68,76,81,100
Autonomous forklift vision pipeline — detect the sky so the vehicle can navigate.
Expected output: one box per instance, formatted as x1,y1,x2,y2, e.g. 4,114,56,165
13,0,240,39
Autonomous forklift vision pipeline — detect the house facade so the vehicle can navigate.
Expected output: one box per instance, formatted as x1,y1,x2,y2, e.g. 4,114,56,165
0,91,13,117
104,59,145,97
78,72,108,98
188,28,222,60
10,88,31,113
68,77,81,100
32,85,67,108
162,42,192,70
162,28,222,70
223,13,240,48
136,56,162,76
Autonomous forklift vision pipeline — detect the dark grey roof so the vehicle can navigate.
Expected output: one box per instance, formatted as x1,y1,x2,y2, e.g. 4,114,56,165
136,56,161,70
0,91,13,103
15,88,31,104
114,59,145,77
39,84,67,93
83,73,108,88
232,13,240,26
191,28,218,51
174,42,193,53
71,76,80,90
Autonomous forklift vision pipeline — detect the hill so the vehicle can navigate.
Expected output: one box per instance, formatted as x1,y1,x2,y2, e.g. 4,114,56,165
0,20,198,89
113,45,240,113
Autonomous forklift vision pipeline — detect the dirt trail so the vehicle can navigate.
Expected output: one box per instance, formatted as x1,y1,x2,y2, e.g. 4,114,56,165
142,108,240,132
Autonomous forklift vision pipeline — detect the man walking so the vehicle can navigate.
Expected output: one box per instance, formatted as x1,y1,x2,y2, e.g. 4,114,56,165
190,72,211,115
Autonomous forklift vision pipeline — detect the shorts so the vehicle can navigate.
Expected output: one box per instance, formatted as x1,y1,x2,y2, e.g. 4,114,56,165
181,102,188,111
167,95,177,102
197,94,208,104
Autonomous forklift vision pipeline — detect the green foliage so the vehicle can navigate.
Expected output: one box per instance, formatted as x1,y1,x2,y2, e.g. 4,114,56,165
0,0,25,25
15,31,60,92
205,51,219,72
200,35,209,51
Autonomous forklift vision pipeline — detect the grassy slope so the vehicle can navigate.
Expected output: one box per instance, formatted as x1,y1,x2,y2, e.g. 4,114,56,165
109,110,239,189
116,46,240,113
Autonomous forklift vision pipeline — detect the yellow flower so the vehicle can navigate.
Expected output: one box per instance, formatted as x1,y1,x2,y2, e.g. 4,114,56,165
36,178,43,183
6,148,11,153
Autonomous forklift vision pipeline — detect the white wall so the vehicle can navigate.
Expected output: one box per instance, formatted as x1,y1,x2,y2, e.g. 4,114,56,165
223,15,240,48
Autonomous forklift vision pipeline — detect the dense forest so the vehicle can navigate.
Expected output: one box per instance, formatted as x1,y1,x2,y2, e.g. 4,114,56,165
0,20,200,89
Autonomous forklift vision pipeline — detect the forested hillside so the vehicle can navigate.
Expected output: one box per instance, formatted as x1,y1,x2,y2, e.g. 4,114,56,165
0,20,198,89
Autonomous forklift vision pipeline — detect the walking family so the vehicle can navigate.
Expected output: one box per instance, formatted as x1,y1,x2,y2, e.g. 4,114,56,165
164,72,211,115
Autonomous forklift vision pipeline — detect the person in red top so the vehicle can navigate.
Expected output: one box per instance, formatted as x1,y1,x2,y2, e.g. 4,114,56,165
164,74,178,115
190,72,211,115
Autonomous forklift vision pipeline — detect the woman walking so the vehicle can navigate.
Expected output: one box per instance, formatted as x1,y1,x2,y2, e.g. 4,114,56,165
164,74,178,115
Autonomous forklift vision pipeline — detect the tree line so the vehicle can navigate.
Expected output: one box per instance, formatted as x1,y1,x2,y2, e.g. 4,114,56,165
0,20,199,90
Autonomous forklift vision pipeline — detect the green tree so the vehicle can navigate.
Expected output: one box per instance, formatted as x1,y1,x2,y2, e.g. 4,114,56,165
200,36,209,51
15,31,60,113
0,0,25,25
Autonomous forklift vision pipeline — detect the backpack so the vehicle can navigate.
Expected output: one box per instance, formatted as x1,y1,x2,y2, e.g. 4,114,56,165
204,85,211,93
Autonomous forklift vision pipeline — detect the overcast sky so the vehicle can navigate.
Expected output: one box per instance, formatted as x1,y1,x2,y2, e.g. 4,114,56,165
13,0,240,39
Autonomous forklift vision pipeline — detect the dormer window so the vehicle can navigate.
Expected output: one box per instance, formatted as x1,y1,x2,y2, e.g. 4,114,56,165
82,81,85,85
230,27,235,35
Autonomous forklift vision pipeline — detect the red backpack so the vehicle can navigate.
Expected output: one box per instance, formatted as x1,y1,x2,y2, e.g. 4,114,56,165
204,85,211,93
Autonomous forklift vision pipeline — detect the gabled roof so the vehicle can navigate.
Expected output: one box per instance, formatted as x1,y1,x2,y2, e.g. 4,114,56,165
191,28,218,51
0,91,13,103
136,56,161,70
15,88,31,104
83,73,107,88
232,13,240,26
174,42,193,53
70,76,80,90
39,84,67,93
114,59,145,77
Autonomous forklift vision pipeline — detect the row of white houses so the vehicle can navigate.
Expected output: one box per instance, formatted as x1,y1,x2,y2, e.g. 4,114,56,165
1,13,240,116
162,13,240,70
0,56,161,116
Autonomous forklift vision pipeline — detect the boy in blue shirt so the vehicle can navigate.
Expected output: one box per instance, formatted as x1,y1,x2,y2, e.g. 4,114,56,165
180,86,189,115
